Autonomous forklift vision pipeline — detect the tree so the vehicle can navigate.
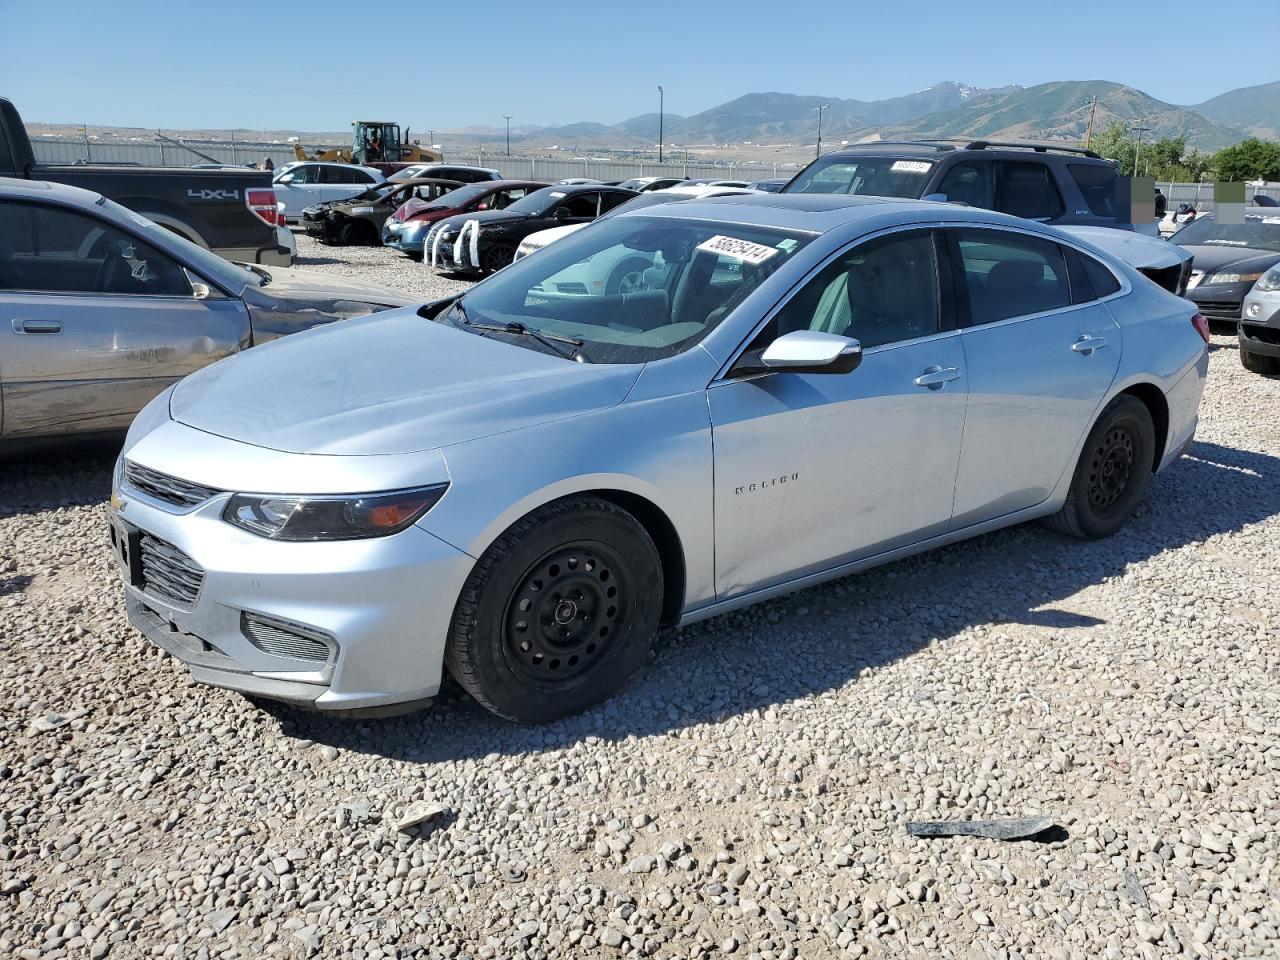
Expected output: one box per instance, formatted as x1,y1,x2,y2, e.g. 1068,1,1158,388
1087,123,1215,181
1212,139,1280,183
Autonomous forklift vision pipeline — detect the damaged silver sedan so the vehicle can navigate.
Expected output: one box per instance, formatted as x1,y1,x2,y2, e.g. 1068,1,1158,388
0,177,415,446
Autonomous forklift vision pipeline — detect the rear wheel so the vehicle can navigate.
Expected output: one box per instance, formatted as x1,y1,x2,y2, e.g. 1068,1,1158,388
1045,395,1155,539
1241,346,1280,375
481,242,516,274
447,496,662,723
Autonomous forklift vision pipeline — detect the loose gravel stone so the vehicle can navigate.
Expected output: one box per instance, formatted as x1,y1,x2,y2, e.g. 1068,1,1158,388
0,244,1277,960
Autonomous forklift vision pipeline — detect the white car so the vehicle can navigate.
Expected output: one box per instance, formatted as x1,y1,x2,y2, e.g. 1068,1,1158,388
514,186,757,261
270,162,385,221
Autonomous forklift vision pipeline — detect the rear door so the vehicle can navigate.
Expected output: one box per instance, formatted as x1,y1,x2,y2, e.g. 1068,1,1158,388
0,199,250,439
946,227,1121,527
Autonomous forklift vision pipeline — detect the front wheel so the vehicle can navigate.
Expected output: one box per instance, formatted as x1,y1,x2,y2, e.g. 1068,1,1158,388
447,496,663,723
481,242,516,275
1045,394,1155,539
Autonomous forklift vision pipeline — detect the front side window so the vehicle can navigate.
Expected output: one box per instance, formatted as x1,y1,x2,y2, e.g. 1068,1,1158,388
766,230,941,349
996,162,1064,220
279,165,318,185
953,229,1070,325
447,216,813,363
783,155,935,199
0,201,191,297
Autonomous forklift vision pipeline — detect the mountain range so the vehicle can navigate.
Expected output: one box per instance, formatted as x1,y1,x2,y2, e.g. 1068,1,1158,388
458,79,1279,154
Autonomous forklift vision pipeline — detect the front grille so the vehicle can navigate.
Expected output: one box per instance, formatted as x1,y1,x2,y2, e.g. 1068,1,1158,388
124,462,222,508
138,534,204,608
1199,301,1243,321
241,612,332,663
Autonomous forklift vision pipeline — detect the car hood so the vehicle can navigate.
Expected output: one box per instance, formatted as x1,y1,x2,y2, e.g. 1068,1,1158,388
242,264,417,308
1176,245,1280,275
522,223,586,250
169,308,642,456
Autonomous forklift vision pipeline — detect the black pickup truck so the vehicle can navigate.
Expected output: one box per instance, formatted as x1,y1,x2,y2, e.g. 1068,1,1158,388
1,98,291,265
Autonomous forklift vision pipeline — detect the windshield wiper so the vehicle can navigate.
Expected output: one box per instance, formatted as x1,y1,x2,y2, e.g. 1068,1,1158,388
242,263,272,286
466,320,586,361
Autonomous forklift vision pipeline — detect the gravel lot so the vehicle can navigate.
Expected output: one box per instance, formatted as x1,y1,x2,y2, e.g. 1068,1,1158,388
1,235,1277,960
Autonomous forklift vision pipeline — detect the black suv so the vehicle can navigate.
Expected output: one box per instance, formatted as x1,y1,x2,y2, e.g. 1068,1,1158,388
783,140,1136,230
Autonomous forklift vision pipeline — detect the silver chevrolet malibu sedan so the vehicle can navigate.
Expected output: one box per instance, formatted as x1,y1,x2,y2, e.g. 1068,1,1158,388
109,194,1210,722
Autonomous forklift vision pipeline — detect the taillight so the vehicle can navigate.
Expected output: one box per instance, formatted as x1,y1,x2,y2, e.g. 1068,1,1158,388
1191,312,1211,344
246,188,282,227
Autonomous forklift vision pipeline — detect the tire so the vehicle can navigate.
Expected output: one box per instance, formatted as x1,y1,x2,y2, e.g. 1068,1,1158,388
338,220,375,246
447,496,663,723
1241,346,1280,375
605,256,654,295
481,242,516,275
1045,395,1156,540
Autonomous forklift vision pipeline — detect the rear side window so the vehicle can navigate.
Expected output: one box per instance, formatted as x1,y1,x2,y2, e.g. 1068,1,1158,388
953,228,1070,325
936,160,995,209
1071,248,1122,299
1067,163,1116,218
996,162,1064,220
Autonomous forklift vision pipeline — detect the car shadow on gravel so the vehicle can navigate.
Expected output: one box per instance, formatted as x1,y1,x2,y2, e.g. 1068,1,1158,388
277,438,1280,765
0,447,116,517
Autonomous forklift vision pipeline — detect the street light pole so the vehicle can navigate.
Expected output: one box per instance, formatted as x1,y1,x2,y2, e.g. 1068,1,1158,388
1131,121,1150,177
815,104,828,160
501,115,512,156
657,85,664,163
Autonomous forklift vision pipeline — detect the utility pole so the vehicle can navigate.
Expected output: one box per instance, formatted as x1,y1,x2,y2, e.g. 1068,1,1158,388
501,115,512,156
1083,96,1098,149
657,85,664,163
815,104,828,160
1130,121,1151,177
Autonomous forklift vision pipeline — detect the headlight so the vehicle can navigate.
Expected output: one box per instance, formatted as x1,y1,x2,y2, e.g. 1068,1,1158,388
223,484,448,541
1253,267,1280,292
1205,271,1262,285
515,241,537,259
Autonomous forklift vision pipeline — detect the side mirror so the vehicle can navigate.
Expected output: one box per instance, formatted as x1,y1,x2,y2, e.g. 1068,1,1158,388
554,206,573,220
921,192,949,203
737,330,862,376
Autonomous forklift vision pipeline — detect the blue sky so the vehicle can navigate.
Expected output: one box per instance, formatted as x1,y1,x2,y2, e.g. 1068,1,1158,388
2,0,1276,132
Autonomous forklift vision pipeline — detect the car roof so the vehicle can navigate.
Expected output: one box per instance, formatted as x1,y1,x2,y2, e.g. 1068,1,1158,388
821,141,1112,164
0,176,101,205
620,191,1049,234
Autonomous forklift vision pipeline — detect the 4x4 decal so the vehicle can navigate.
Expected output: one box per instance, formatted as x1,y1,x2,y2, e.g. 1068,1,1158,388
187,188,240,201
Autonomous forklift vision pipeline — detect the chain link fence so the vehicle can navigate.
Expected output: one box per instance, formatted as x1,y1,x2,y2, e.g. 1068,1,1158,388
29,137,802,182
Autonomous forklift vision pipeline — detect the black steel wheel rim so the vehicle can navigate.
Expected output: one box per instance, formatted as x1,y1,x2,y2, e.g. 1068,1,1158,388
502,543,628,687
1088,425,1136,512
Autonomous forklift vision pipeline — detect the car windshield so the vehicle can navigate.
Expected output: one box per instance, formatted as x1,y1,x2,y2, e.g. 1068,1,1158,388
95,196,256,292
446,215,814,363
1172,214,1280,253
784,155,936,198
387,167,428,181
504,187,571,216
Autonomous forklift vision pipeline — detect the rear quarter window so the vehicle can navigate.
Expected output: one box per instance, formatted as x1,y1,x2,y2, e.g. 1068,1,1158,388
1067,163,1117,218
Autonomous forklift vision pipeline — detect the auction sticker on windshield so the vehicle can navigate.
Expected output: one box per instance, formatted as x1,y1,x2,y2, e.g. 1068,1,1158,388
697,235,780,266
891,160,932,173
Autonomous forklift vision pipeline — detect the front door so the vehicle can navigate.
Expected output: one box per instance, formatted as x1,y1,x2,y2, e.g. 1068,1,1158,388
946,227,1121,526
0,199,250,439
709,228,968,597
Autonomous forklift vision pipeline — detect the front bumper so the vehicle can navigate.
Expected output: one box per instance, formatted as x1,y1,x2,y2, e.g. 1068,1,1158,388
382,219,428,254
1240,288,1280,356
108,473,471,711
1187,281,1251,322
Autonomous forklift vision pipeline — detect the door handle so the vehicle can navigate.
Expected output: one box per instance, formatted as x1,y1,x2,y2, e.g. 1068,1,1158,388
915,365,961,389
12,319,63,334
1071,335,1107,355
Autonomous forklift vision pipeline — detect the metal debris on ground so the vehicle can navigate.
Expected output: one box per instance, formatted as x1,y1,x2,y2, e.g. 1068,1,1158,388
906,816,1055,840
394,801,449,833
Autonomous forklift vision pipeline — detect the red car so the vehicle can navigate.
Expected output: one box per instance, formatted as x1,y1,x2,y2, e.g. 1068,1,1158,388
381,180,548,259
